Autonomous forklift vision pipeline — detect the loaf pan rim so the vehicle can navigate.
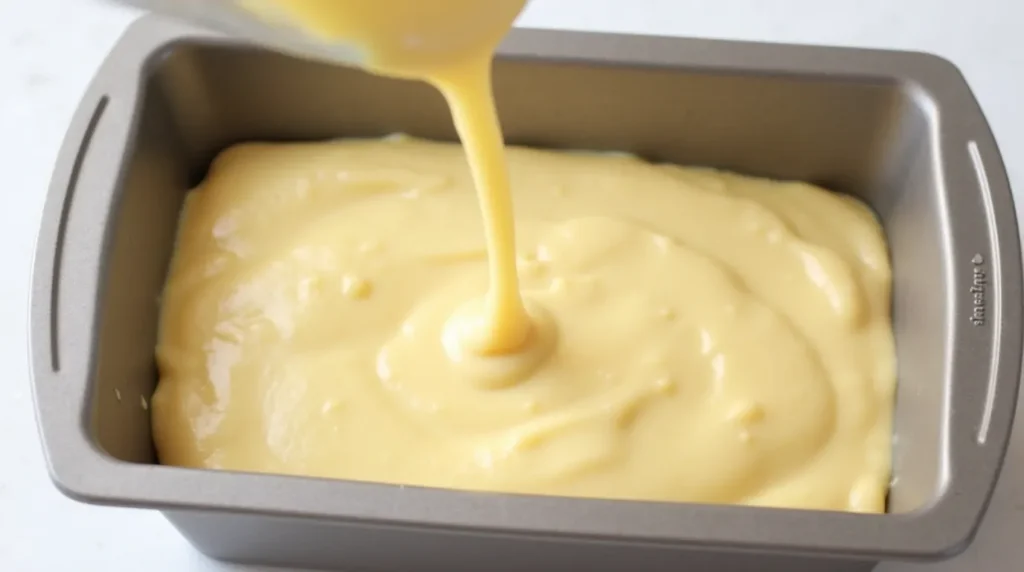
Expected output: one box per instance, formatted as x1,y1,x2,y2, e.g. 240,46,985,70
29,15,1022,561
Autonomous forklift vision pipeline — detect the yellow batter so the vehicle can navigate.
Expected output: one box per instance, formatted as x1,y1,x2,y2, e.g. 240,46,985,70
151,0,897,513
152,136,896,512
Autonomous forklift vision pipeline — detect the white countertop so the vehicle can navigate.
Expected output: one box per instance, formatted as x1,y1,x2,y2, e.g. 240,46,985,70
1,0,1022,570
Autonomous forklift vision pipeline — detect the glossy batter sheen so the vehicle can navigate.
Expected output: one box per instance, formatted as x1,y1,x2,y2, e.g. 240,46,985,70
152,136,896,512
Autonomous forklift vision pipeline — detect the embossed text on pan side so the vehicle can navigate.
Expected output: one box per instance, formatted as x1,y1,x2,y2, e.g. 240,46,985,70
968,140,1002,445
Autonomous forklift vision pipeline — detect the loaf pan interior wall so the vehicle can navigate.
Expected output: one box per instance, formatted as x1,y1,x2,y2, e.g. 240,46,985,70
90,43,946,515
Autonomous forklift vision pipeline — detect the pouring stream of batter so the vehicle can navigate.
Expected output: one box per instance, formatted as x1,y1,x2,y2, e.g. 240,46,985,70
241,0,533,355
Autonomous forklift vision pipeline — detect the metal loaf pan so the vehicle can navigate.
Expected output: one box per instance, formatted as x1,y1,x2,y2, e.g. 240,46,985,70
30,15,1023,572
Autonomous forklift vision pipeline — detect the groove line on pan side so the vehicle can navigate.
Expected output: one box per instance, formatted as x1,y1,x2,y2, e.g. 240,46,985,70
50,95,110,372
968,139,1002,445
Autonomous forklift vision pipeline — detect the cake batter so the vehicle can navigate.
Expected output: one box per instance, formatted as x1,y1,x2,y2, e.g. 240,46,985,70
152,0,896,514
152,137,896,512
